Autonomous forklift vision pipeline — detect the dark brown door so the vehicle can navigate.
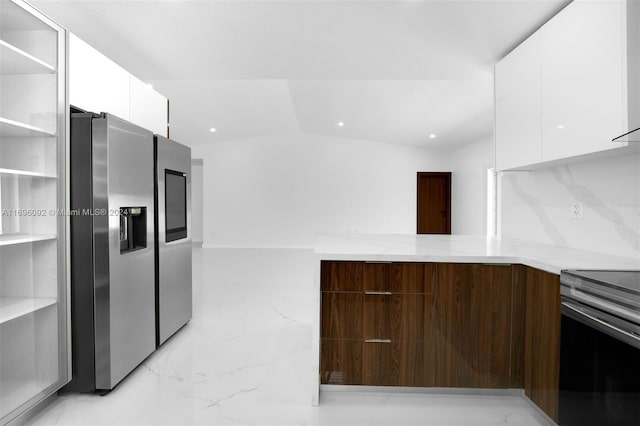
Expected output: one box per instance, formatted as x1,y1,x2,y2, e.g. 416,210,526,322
417,172,451,234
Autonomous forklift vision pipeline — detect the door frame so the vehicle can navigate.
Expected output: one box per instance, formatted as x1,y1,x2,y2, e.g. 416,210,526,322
416,172,451,234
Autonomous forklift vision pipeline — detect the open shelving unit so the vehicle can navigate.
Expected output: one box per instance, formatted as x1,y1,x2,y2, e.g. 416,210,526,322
0,39,55,74
0,167,57,178
0,0,68,423
0,117,56,138
0,233,56,246
0,297,57,324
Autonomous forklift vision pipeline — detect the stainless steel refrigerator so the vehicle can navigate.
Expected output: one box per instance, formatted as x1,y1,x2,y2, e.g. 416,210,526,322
154,135,192,346
66,112,156,392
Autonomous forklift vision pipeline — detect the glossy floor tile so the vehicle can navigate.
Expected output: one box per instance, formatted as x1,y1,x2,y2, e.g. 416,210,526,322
28,248,548,426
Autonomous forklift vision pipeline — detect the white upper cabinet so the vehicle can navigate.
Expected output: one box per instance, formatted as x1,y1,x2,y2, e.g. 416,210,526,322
495,32,542,170
540,0,625,161
69,33,168,136
129,75,167,137
495,0,637,170
69,34,130,120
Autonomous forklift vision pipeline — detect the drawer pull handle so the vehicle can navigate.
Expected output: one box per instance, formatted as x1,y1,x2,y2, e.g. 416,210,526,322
365,291,392,295
365,339,392,343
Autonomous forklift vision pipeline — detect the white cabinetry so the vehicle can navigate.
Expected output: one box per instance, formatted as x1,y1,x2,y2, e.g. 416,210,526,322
0,0,68,423
69,33,168,136
540,0,625,161
69,34,130,120
129,75,168,137
495,0,637,171
495,32,542,170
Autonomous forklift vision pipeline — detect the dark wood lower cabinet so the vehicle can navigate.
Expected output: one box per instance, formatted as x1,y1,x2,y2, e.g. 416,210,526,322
365,262,435,293
321,339,362,385
363,293,432,341
321,292,362,339
321,339,431,387
361,340,392,385
321,261,435,387
363,341,431,386
319,260,561,420
321,261,363,292
523,267,561,422
431,263,513,388
509,265,527,388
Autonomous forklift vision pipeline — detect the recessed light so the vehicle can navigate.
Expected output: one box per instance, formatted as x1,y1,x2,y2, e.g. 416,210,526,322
557,124,565,129
209,128,216,133
429,133,436,139
146,83,153,89
338,122,344,127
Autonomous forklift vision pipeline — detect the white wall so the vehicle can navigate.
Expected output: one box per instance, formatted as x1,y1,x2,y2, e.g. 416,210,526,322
192,132,451,248
450,136,494,234
191,159,203,243
500,151,640,259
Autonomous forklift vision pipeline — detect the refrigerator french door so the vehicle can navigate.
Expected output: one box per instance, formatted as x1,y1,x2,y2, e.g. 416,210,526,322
154,135,192,346
67,112,156,392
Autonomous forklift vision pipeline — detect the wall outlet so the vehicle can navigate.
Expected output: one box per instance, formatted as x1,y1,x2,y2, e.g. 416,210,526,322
570,201,584,219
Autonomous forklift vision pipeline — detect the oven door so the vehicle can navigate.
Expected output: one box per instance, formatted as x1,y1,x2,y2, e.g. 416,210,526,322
559,299,640,426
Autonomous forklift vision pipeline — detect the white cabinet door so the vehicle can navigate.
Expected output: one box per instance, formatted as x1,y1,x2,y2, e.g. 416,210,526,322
129,75,167,137
69,34,129,119
69,34,169,135
540,0,626,161
495,32,542,170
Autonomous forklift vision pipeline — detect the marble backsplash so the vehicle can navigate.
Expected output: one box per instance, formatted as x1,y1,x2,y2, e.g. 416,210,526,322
499,151,640,260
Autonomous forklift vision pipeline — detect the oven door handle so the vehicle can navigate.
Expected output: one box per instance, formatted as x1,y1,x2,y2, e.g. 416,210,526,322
562,300,640,349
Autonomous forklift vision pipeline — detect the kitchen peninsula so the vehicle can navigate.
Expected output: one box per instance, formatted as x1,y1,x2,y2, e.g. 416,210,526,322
311,234,640,422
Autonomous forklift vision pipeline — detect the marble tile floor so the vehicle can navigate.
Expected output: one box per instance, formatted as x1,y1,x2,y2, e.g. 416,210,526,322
29,247,548,426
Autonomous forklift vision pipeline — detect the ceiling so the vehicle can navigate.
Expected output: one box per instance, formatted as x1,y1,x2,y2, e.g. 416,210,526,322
30,0,570,148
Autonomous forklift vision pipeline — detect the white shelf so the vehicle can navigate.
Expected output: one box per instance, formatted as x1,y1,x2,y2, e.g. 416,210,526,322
0,40,55,74
0,168,56,178
0,297,56,325
0,234,56,246
0,117,55,138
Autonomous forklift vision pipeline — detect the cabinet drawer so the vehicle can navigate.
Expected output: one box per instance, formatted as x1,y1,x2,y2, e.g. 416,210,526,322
388,262,435,293
362,340,432,387
321,292,362,339
321,261,435,293
364,262,435,293
320,339,362,385
363,293,433,341
321,261,363,292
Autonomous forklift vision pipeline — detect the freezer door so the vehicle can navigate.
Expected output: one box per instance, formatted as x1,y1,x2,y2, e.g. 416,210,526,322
155,135,192,345
93,114,156,389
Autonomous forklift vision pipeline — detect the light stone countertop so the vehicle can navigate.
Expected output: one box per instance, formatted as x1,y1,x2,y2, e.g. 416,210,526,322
314,234,640,275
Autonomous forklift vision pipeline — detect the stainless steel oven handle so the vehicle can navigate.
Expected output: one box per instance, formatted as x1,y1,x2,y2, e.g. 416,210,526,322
562,301,640,348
